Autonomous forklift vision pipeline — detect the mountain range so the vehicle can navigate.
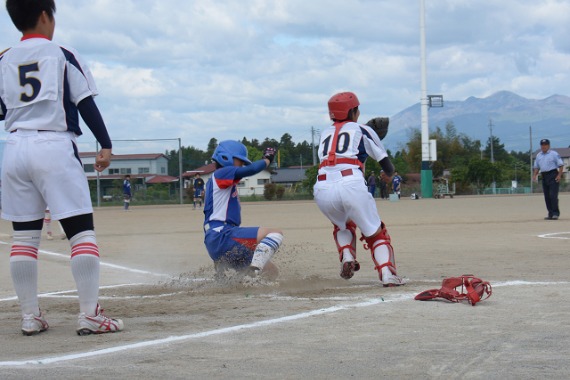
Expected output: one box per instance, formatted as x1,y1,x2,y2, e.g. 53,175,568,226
384,91,570,153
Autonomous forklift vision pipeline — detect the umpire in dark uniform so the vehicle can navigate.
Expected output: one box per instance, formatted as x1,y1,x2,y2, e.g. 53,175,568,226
533,139,564,220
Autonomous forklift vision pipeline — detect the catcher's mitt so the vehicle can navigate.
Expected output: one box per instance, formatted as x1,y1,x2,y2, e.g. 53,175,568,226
365,117,389,140
414,274,492,306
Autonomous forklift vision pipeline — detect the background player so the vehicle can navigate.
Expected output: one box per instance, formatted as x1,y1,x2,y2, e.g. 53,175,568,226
313,91,405,286
0,0,123,335
203,140,283,279
392,171,402,199
123,174,132,211
193,173,205,209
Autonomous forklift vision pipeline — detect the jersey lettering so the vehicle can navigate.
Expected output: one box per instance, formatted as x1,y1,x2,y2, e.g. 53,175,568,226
18,62,41,103
321,132,351,157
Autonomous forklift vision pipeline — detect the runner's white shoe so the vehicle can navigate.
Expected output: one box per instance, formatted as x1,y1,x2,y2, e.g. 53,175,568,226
77,304,124,336
21,311,49,336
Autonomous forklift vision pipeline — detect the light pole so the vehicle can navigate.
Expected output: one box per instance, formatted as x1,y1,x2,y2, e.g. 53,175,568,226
419,0,432,198
489,118,496,194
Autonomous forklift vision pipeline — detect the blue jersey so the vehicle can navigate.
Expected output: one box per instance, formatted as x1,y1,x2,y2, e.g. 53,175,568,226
204,160,267,227
123,180,131,196
393,175,402,191
203,160,267,265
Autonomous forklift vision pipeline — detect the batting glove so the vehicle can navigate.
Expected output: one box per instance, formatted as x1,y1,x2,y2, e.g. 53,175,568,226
263,147,276,164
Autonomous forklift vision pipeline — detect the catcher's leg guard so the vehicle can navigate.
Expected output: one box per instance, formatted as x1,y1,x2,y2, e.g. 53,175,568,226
333,221,360,279
361,222,404,286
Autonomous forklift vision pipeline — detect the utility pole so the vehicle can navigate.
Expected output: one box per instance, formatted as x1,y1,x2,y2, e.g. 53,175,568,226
489,118,495,164
489,118,496,194
311,126,318,166
529,125,533,193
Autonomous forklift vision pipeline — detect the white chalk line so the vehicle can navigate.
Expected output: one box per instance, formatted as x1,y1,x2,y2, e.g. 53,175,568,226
0,293,413,367
2,279,570,367
537,232,570,240
0,239,172,278
0,283,147,302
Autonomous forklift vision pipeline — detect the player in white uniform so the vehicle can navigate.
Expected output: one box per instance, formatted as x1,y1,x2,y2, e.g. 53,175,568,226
313,92,406,286
0,0,123,335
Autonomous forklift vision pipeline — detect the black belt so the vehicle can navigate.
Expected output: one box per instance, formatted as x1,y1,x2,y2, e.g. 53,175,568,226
541,169,558,174
10,129,51,133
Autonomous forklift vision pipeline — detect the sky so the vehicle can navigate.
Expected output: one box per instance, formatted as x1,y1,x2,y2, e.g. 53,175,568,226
1,0,569,155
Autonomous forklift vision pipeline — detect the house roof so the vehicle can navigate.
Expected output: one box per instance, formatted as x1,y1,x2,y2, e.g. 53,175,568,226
146,175,179,184
271,167,308,183
183,163,217,178
79,152,168,160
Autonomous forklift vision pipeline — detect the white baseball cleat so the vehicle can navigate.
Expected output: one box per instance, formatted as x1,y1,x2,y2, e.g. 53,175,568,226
382,274,407,287
77,304,124,336
21,311,49,336
46,233,53,240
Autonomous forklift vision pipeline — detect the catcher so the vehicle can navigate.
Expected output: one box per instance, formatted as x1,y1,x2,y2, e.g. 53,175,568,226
313,91,405,286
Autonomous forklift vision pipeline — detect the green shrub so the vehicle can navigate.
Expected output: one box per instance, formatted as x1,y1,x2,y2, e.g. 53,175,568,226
264,183,276,200
275,185,285,200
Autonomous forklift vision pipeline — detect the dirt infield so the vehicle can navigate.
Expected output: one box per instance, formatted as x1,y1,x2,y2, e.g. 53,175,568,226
1,193,569,379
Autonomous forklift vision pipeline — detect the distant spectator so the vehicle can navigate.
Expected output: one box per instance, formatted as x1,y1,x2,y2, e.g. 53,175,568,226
379,171,389,200
367,172,377,197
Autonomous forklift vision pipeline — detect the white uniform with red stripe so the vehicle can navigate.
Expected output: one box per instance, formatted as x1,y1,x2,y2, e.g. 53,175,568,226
313,121,388,236
314,120,404,285
0,36,97,221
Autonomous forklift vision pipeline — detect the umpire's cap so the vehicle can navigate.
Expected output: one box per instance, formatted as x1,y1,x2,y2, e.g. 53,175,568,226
540,139,550,145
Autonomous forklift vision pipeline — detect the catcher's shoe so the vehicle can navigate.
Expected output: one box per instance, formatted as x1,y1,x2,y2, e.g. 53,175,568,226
46,233,53,240
21,311,49,336
340,260,360,280
77,304,123,336
382,274,407,287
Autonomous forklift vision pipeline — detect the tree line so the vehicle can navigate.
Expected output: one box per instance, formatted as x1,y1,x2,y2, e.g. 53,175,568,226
165,122,533,195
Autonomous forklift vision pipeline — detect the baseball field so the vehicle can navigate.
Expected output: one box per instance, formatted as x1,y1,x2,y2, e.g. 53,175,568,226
0,193,569,379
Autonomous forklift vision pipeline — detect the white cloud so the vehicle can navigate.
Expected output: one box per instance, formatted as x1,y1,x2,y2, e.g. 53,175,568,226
1,0,569,153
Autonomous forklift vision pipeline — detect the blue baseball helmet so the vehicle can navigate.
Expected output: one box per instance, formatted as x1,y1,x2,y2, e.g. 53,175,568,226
212,140,252,167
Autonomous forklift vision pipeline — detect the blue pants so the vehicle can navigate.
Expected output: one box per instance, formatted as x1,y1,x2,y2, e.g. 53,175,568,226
204,225,259,268
541,170,560,217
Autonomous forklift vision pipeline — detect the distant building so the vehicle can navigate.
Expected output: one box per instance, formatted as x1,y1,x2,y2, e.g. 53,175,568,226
80,152,176,198
271,166,310,189
80,152,169,179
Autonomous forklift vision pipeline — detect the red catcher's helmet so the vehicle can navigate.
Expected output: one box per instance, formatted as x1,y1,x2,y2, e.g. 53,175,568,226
328,92,360,120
